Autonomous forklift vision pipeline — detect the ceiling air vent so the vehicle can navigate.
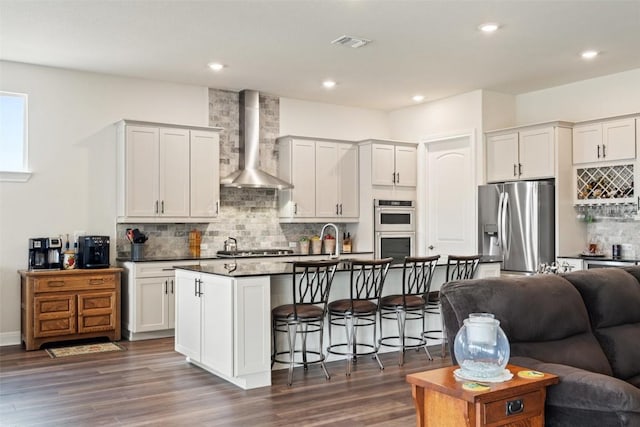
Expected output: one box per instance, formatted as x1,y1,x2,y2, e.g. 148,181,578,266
331,35,371,48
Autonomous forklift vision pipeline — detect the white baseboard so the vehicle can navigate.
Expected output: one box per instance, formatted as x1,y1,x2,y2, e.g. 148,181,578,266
0,331,21,346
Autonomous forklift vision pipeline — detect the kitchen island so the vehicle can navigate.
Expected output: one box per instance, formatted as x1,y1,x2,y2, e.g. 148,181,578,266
174,259,500,389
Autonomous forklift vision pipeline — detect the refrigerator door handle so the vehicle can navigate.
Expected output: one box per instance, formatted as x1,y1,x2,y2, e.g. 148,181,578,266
502,192,510,256
497,192,505,250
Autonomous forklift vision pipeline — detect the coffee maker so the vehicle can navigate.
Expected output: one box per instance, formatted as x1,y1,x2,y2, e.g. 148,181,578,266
77,236,110,269
29,237,62,270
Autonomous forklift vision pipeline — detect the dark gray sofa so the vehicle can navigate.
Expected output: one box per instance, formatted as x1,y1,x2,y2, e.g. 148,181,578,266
440,266,640,427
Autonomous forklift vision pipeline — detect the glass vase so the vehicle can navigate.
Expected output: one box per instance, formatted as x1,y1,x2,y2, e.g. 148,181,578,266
453,313,510,379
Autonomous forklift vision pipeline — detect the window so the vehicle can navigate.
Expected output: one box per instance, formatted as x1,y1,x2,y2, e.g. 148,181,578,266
0,91,30,181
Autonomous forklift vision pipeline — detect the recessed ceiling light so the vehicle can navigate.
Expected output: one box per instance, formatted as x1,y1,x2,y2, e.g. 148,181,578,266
412,95,425,102
323,80,336,89
581,50,599,59
479,23,499,33
208,62,224,71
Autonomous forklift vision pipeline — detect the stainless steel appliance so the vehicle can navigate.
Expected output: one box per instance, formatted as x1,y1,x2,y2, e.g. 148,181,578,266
374,199,415,264
77,236,110,269
478,180,555,273
584,259,635,269
28,237,62,270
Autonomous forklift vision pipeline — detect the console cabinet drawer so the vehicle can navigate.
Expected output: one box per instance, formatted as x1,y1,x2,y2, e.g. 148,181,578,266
34,274,116,292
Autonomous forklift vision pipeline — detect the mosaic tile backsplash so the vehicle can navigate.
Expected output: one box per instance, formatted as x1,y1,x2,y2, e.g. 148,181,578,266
586,220,640,258
117,89,338,258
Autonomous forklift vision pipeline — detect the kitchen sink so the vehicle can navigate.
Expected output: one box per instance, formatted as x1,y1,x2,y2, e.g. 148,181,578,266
216,249,294,258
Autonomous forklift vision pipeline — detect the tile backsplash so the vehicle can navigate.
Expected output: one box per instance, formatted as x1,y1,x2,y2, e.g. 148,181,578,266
116,88,338,258
587,220,640,257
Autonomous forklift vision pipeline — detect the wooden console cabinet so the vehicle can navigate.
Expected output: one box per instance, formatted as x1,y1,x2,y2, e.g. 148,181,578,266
19,268,123,350
406,365,558,427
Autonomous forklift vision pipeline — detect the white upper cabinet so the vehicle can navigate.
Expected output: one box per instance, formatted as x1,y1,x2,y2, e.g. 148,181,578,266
117,120,222,222
277,136,359,222
190,130,220,218
371,143,417,187
486,126,555,182
315,142,359,219
573,117,636,164
278,137,316,219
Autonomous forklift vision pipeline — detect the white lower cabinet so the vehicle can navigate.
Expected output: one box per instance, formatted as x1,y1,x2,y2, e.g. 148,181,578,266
120,260,194,340
175,269,271,389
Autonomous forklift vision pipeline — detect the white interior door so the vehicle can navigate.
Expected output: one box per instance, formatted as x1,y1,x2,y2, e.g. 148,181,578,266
426,135,476,258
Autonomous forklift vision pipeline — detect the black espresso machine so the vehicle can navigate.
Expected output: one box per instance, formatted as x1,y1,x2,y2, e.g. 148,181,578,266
77,236,110,268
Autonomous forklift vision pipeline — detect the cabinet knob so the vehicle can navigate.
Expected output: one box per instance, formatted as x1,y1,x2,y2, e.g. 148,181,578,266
428,245,434,250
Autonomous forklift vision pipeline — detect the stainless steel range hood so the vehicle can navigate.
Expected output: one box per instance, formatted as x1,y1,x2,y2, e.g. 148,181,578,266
220,90,293,189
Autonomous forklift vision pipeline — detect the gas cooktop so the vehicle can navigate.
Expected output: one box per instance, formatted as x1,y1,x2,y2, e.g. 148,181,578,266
216,249,294,258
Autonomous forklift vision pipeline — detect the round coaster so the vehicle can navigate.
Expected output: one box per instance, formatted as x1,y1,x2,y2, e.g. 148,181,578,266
518,370,545,379
462,382,491,392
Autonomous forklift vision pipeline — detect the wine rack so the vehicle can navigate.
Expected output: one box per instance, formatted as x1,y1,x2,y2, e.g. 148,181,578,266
575,164,634,203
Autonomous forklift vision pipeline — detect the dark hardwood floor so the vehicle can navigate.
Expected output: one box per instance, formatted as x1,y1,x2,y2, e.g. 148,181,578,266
0,338,451,426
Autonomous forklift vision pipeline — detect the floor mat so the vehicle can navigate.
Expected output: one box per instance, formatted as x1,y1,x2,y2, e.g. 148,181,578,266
45,342,126,358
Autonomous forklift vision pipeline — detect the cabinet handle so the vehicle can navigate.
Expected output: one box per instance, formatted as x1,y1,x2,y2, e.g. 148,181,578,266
392,172,396,184
294,203,298,215
155,200,159,214
47,281,65,287
161,200,165,214
164,280,168,295
161,268,175,271
339,204,343,215
597,145,601,158
194,279,199,297
396,172,400,183
513,164,517,176
171,279,174,294
216,200,219,215
518,163,522,176
89,279,104,285
506,398,524,415
336,204,339,215
602,144,606,158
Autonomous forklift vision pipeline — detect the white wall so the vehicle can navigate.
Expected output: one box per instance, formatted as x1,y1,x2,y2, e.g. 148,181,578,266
516,68,640,123
279,97,389,141
0,61,209,342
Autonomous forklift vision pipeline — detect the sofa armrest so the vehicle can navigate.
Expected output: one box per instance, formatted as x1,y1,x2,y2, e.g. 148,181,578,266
510,356,640,413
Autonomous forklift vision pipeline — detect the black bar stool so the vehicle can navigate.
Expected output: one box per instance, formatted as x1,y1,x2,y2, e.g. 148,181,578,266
326,257,393,376
378,255,440,366
271,259,339,386
424,254,481,356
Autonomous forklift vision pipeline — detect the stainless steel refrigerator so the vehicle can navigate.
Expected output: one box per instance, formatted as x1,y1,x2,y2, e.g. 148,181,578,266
478,180,555,273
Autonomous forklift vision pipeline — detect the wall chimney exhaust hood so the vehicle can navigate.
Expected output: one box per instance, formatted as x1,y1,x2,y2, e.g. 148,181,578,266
220,90,293,189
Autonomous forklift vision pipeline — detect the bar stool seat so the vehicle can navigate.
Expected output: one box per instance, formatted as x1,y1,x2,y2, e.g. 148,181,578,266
378,255,440,367
423,254,480,357
271,259,339,386
326,257,393,376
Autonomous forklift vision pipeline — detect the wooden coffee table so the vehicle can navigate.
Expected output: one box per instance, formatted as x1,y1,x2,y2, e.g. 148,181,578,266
406,364,558,427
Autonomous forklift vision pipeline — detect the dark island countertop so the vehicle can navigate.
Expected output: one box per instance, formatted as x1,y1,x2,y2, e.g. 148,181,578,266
117,251,374,263
175,257,501,278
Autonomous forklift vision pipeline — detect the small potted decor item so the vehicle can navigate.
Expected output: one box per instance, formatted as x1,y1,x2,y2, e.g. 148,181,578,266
310,235,322,254
323,233,336,255
298,236,310,255
453,313,511,382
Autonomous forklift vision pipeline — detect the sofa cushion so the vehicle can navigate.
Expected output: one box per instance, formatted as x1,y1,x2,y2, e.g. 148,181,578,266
562,268,640,382
440,274,613,376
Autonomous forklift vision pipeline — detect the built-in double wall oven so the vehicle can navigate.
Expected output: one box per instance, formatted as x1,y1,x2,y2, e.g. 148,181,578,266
374,199,415,264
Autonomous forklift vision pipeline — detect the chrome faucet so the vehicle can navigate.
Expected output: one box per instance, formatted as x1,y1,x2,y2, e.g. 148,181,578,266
320,223,340,258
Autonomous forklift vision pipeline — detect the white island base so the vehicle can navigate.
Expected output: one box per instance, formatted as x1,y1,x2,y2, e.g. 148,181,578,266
174,261,500,390
175,270,272,390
